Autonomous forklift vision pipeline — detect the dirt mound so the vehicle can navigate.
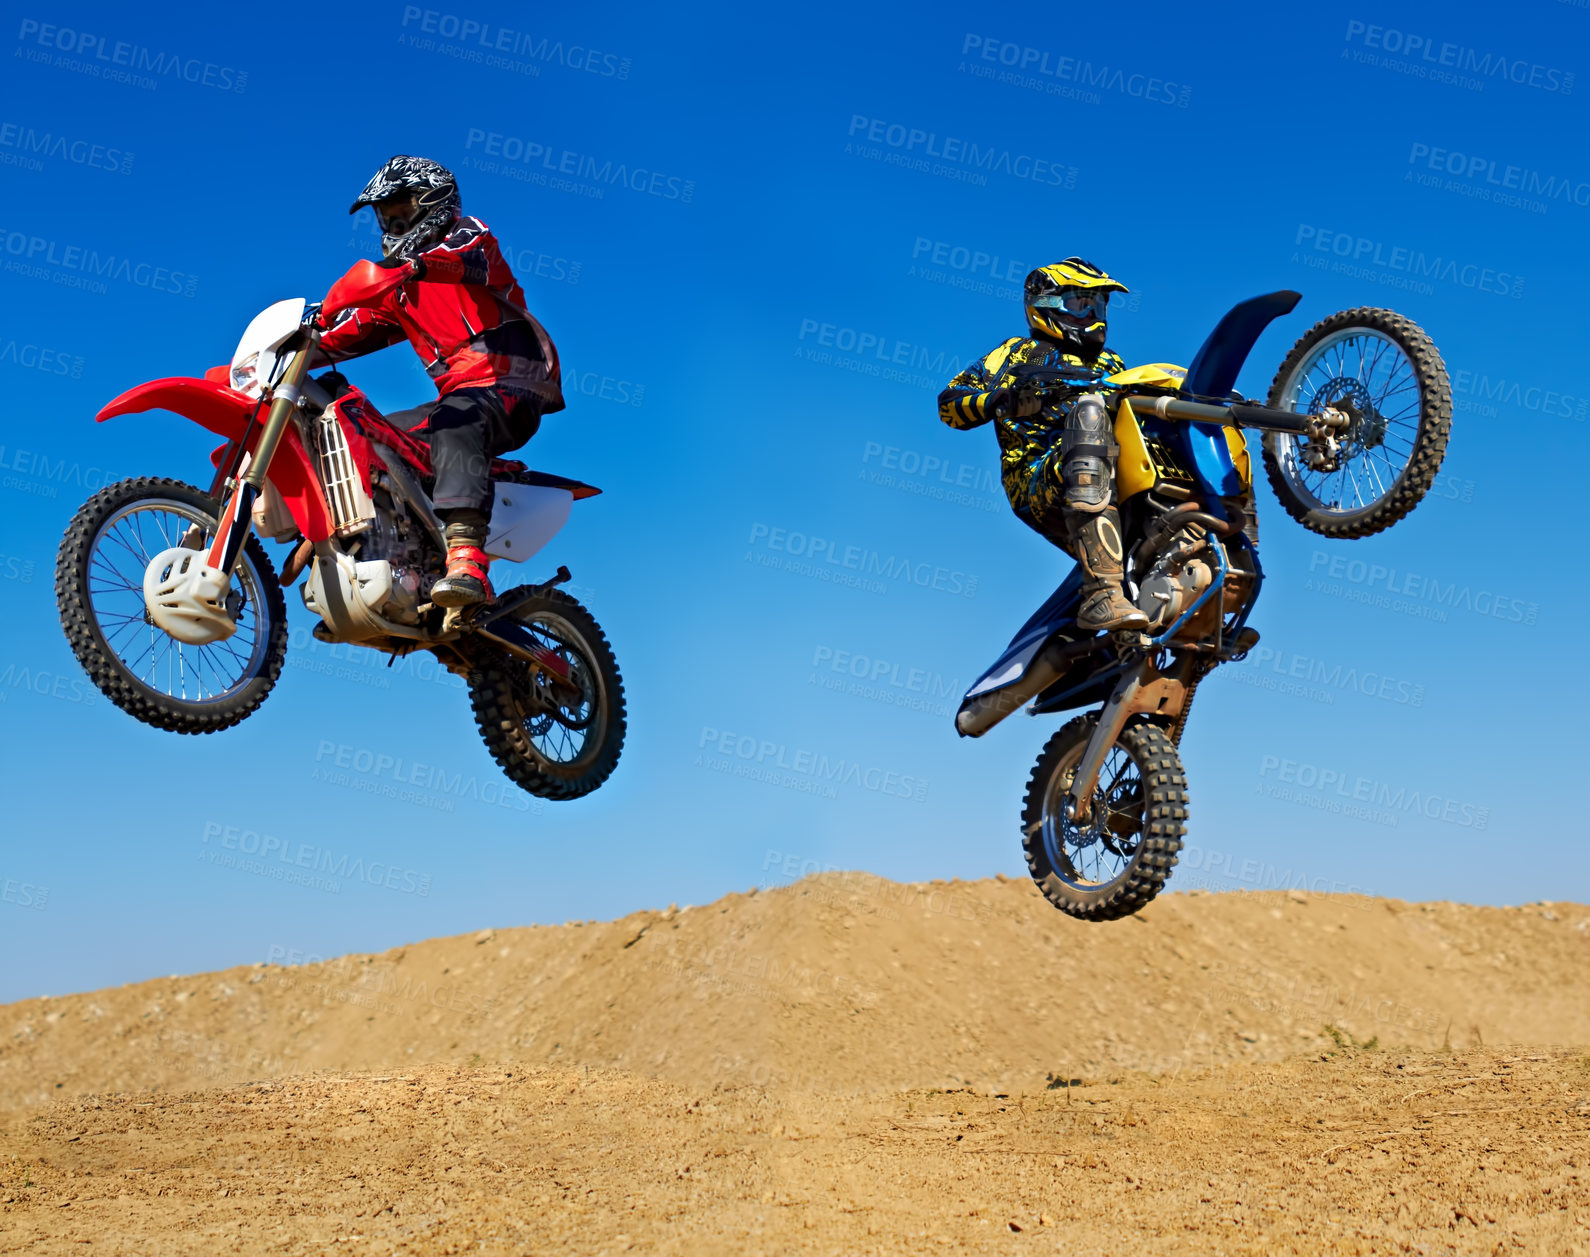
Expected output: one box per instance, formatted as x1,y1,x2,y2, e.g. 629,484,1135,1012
6,1050,1589,1254
5,874,1589,1114
5,876,1590,1253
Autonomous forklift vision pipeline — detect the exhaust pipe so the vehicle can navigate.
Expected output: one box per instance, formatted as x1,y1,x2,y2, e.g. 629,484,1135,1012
955,636,1098,738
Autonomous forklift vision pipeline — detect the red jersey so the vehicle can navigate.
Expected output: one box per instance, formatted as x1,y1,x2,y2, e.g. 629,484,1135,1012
320,216,563,413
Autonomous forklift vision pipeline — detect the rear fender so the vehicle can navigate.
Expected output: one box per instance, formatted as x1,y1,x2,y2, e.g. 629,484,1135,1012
954,571,1102,735
485,484,572,562
99,376,334,542
962,569,1085,703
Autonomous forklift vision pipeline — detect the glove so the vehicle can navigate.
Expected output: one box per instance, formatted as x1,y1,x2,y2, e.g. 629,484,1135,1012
990,384,1044,420
374,257,426,281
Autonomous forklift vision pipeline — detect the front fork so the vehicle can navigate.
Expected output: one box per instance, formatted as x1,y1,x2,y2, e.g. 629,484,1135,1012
203,339,314,575
1065,652,1199,822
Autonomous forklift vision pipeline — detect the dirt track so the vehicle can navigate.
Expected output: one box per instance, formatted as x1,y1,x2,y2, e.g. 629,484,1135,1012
3,875,1589,1254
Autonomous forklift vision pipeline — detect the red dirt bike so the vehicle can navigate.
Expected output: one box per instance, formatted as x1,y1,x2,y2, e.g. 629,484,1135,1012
54,260,624,801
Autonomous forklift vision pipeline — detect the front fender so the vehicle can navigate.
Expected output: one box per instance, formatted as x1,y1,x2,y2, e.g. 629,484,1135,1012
97,375,256,438
96,375,334,542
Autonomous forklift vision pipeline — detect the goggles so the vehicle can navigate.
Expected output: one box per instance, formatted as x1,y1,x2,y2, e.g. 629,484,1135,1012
373,194,422,236
1032,289,1109,322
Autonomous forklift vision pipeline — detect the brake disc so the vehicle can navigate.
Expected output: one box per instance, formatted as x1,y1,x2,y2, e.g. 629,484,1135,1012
515,641,595,731
1314,377,1384,457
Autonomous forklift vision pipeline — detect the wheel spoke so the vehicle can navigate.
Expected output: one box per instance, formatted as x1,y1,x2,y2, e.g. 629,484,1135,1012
1273,327,1434,518
501,616,603,766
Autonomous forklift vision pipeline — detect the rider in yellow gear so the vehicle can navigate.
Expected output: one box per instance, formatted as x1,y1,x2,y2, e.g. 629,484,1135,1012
938,258,1148,632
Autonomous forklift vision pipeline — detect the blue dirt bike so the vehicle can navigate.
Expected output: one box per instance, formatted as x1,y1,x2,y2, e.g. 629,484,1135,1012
954,292,1451,921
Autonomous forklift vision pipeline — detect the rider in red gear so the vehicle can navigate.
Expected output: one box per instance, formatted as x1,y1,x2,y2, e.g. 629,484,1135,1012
320,155,564,607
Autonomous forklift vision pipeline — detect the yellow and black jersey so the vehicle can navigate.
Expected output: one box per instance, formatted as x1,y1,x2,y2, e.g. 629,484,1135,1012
938,337,1124,537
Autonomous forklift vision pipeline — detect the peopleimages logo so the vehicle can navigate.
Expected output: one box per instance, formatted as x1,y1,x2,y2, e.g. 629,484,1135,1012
15,18,248,93
2,875,47,911
0,660,97,707
312,740,539,812
747,522,978,599
0,122,132,175
809,644,962,718
1259,756,1489,830
958,35,1192,107
201,821,432,896
0,337,83,378
1342,20,1574,94
1450,368,1588,422
1293,225,1523,299
0,443,122,498
797,319,966,376
0,552,36,584
1406,142,1590,211
0,228,198,297
350,208,584,284
1224,644,1425,707
861,441,1001,497
1307,550,1538,626
463,129,694,202
910,238,1026,285
696,726,930,803
399,6,631,78
845,115,1077,189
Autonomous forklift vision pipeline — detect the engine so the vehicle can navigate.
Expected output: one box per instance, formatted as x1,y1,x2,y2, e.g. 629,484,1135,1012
349,474,439,624
1133,533,1214,633
302,470,442,638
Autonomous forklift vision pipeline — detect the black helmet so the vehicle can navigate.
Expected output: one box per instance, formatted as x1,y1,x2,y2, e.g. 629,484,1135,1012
349,155,461,261
1023,257,1128,361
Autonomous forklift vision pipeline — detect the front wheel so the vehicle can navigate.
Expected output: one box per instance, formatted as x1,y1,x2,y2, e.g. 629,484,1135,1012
1261,307,1452,539
55,477,288,733
1021,717,1187,922
469,589,625,801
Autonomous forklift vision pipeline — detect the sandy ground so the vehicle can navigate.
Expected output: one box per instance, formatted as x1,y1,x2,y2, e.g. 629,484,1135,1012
3,876,1589,1254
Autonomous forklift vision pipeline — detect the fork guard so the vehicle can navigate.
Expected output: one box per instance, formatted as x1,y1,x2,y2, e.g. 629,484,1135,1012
1065,655,1198,822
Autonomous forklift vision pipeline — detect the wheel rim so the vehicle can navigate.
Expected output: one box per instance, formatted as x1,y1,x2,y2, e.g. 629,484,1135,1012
1039,736,1147,891
1271,327,1422,516
85,498,272,703
509,612,605,767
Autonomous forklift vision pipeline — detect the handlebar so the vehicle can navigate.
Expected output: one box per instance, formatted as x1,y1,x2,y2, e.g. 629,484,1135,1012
1022,376,1349,439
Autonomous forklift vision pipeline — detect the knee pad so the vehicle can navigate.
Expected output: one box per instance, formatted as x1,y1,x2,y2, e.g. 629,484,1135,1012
1061,455,1111,510
1060,393,1116,511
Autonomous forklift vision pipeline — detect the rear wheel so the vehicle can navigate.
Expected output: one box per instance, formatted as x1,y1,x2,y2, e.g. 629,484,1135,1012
1261,307,1451,539
55,477,287,733
1021,717,1187,922
469,590,625,801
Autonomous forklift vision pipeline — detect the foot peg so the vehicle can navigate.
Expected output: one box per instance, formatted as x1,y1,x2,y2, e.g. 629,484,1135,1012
1225,626,1261,659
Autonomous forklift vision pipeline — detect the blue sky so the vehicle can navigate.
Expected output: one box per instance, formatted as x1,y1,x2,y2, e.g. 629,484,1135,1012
1,0,1585,1000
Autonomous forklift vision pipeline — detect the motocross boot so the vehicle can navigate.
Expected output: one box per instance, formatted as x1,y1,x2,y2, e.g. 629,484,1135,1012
431,519,494,608
1067,507,1149,632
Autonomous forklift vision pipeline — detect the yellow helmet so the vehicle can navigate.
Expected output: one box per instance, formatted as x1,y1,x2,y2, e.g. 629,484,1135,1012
1024,258,1129,360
